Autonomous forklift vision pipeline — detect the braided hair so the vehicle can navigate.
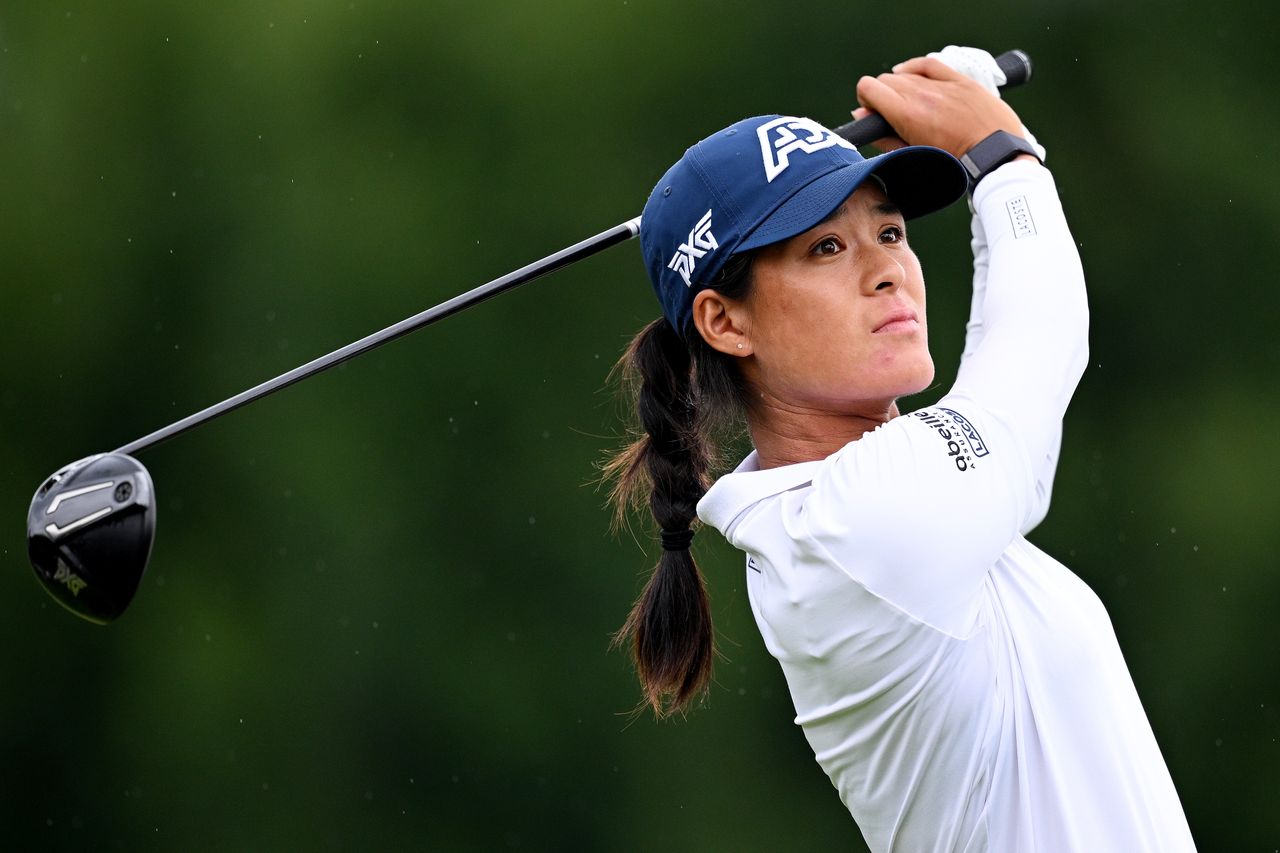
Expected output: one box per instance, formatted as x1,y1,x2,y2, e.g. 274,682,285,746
603,252,754,717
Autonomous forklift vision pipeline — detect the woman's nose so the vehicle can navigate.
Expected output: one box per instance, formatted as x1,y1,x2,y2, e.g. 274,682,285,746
865,251,906,294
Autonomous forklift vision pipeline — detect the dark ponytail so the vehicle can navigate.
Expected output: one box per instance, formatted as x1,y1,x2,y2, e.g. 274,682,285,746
603,253,754,717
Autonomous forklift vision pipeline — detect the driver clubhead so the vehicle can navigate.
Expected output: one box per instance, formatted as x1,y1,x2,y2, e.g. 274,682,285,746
27,453,155,624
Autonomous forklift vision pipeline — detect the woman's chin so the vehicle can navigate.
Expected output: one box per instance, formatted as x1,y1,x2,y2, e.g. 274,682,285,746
830,366,935,407
902,369,937,398
886,360,936,399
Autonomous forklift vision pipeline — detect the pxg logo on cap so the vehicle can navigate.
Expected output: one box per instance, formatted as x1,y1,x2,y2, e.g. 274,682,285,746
666,210,718,287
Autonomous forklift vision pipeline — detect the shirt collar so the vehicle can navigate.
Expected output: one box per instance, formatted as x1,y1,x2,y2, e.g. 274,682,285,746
697,449,826,537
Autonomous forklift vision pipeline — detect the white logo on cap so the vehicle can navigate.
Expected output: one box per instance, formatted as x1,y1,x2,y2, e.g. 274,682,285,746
757,116,855,183
667,209,718,287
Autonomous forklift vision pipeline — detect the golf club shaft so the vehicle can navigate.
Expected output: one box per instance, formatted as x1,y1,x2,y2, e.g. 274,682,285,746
113,48,1031,458
114,218,642,456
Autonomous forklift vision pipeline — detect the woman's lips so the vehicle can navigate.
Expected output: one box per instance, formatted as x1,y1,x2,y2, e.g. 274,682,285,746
873,310,920,334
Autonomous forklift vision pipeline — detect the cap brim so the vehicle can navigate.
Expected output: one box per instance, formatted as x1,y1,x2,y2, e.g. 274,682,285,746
737,145,968,252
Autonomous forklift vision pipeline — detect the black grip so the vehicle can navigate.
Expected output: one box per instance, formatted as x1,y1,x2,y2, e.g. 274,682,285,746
834,114,895,148
996,48,1033,87
832,49,1033,147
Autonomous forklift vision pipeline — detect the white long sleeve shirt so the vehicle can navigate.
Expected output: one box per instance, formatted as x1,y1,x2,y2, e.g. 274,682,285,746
698,161,1195,852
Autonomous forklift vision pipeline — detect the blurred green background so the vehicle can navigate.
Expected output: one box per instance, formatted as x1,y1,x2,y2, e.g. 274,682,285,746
2,2,1276,850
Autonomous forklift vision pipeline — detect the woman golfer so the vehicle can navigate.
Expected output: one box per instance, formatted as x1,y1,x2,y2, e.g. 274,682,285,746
606,49,1196,851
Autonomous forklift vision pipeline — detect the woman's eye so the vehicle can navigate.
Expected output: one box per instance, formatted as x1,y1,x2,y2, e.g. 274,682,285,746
813,237,841,256
880,225,905,243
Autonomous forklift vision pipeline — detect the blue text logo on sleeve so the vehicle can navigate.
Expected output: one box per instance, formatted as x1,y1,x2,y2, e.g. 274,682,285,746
912,407,991,472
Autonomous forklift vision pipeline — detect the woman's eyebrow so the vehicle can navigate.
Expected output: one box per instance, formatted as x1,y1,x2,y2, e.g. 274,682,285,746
814,198,901,230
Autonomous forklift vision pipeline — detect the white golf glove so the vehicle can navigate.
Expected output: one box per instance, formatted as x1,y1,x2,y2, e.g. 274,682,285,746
927,45,1046,162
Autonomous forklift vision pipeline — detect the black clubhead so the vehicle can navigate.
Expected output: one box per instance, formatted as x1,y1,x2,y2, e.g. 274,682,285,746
27,453,156,624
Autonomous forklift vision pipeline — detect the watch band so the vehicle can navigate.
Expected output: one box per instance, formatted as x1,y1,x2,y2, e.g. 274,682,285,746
959,130,1042,190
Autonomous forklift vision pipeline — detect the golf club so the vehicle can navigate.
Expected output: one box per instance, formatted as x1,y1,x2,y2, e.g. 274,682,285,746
26,49,1033,625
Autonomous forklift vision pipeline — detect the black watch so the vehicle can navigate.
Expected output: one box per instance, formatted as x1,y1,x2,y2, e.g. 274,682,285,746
959,130,1041,190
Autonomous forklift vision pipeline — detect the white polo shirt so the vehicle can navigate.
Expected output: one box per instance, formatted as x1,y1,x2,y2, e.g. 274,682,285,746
698,161,1195,852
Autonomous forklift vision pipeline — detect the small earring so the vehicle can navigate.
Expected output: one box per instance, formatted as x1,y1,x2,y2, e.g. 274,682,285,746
736,343,744,349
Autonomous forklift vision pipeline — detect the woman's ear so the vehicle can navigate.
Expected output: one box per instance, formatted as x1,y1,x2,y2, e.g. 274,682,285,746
691,289,751,357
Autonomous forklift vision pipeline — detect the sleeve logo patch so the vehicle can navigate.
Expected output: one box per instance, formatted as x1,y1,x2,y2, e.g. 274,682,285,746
1006,194,1036,239
912,407,991,473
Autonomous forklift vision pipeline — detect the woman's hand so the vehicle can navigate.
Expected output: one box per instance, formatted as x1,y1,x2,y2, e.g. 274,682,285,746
852,56,1028,158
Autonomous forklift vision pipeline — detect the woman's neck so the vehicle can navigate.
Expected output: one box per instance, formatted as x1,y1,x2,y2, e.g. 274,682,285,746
748,395,901,470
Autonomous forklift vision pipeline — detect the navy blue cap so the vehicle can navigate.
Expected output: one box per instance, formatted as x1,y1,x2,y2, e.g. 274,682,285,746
640,115,968,337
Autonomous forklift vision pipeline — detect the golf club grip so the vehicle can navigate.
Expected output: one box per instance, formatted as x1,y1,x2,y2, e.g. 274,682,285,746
832,49,1032,147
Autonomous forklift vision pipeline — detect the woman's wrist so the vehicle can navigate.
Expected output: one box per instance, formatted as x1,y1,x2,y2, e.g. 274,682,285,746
960,130,1044,190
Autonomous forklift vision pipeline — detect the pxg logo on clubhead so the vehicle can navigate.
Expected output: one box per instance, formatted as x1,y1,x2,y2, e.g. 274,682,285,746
27,453,155,624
